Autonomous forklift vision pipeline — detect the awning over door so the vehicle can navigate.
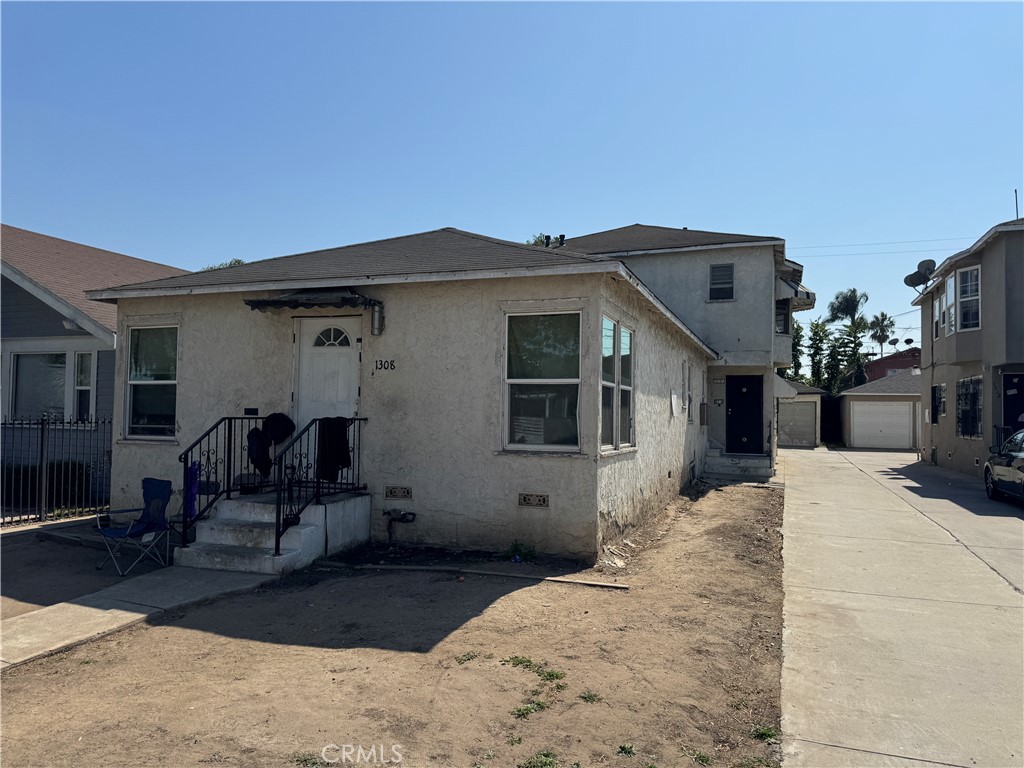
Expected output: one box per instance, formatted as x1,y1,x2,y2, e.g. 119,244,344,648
244,288,382,312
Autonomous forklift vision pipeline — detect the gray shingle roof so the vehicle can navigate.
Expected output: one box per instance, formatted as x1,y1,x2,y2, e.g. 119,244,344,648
563,224,781,255
791,381,827,395
840,369,922,396
89,228,600,296
1,224,189,332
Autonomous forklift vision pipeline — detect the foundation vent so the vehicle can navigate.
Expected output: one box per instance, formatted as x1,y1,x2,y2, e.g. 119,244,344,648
385,486,413,500
518,493,549,508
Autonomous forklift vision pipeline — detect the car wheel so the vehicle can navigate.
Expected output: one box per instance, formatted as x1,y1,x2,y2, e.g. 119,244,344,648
985,468,1002,500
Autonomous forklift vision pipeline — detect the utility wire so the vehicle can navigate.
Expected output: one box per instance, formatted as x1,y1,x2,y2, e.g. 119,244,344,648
788,237,972,250
797,247,958,259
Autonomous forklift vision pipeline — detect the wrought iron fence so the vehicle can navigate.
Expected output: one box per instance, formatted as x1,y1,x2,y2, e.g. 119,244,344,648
1,417,113,526
993,425,1016,449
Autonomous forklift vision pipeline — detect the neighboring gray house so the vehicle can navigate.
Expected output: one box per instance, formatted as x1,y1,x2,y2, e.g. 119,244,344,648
564,225,815,479
1,224,188,422
840,369,922,450
88,228,717,567
912,218,1024,475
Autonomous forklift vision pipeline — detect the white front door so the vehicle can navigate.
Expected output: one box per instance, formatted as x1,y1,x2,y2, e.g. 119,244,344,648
295,317,361,427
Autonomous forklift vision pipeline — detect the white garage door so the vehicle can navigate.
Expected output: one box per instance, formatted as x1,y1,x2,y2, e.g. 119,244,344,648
779,401,816,446
851,401,913,449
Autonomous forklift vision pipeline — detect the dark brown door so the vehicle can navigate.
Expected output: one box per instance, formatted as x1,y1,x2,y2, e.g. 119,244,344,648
726,375,764,454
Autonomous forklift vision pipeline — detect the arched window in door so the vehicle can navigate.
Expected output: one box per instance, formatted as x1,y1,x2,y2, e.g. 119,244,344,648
313,327,351,347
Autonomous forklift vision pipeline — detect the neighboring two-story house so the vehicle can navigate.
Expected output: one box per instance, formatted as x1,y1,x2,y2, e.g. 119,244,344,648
913,217,1024,476
565,224,815,479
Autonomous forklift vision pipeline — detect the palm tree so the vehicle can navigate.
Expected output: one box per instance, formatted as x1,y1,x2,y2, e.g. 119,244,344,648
826,288,869,325
868,312,896,357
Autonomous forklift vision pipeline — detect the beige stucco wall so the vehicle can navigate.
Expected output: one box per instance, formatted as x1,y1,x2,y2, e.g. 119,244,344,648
617,245,776,367
595,275,709,548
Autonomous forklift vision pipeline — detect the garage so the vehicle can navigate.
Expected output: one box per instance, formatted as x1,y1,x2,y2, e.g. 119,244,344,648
850,401,913,448
840,369,921,450
778,399,819,448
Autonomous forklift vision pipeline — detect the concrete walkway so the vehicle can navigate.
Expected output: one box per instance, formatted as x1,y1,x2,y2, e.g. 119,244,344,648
782,448,1024,768
1,567,273,669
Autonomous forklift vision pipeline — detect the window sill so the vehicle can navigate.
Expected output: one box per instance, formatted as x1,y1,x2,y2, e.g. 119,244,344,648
495,449,589,458
599,446,638,458
706,298,736,304
116,437,180,446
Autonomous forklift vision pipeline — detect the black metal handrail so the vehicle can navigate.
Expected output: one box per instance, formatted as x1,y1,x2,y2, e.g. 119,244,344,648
273,417,367,555
177,415,264,546
993,425,1016,448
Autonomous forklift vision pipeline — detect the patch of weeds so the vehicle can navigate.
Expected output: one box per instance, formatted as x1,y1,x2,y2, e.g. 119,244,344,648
734,758,780,768
579,690,601,703
483,750,496,760
618,744,636,756
554,682,568,692
293,753,323,767
538,668,566,682
518,751,558,768
79,659,95,665
455,651,479,664
751,725,779,742
503,655,537,670
507,735,523,746
683,748,711,766
512,699,549,719
505,541,537,562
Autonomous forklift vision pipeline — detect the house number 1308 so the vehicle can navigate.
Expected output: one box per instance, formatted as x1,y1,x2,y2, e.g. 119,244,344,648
374,360,396,371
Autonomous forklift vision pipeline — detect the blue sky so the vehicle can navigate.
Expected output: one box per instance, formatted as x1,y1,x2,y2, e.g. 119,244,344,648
3,2,1022,342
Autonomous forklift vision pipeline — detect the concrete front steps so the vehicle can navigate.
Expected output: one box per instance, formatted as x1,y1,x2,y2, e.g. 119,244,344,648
703,450,774,482
174,491,371,575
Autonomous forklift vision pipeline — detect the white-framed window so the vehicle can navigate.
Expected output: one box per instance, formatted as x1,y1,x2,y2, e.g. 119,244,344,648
709,263,734,301
127,326,178,438
505,313,580,451
4,339,101,421
932,297,940,340
601,316,634,449
957,266,981,331
945,274,956,336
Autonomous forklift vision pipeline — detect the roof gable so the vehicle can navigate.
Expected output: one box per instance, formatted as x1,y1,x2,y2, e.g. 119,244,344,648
1,224,188,335
563,224,782,255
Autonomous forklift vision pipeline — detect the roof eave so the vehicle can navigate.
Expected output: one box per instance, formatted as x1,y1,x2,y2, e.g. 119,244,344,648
86,262,624,301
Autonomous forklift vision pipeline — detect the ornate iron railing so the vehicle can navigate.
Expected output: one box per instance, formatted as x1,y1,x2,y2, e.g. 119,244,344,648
177,416,264,546
1,417,113,525
273,417,366,555
993,425,1015,449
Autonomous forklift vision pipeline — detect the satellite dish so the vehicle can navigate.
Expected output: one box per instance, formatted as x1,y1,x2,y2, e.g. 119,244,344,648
903,272,927,288
904,338,914,346
917,259,936,276
888,338,900,348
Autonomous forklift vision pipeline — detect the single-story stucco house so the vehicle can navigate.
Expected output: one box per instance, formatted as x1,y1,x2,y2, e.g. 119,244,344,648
88,228,717,568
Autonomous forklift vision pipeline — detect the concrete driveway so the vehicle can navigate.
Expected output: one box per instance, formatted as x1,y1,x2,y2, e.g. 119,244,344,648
781,448,1024,768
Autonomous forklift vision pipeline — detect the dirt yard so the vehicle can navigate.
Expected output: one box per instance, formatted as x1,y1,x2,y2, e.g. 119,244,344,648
1,483,783,768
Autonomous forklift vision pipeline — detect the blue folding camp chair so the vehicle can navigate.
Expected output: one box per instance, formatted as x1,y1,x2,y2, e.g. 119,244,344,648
95,478,173,576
